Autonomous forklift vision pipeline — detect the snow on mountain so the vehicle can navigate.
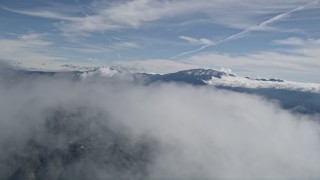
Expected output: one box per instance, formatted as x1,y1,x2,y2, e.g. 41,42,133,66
76,67,320,93
138,69,235,85
179,68,233,79
4,64,320,93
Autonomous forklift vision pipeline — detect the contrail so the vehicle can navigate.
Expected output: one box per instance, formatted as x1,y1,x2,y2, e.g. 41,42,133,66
172,0,319,59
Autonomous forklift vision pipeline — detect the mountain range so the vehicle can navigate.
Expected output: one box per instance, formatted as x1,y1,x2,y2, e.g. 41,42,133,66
1,66,319,115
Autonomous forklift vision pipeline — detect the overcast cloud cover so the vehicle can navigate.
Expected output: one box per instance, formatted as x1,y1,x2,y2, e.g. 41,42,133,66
1,64,320,179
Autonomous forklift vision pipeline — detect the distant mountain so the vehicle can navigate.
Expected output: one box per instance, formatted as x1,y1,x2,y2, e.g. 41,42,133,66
82,67,318,92
136,68,235,85
2,66,320,114
3,66,319,92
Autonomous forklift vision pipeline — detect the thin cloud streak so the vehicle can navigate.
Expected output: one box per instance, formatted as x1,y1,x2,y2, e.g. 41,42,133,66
3,0,315,37
179,36,215,46
173,0,319,59
2,7,81,22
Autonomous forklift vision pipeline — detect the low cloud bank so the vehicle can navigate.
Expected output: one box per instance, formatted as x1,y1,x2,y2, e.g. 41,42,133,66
1,67,320,179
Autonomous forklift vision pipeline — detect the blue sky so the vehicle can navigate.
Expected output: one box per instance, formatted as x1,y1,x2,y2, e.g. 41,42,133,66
1,0,320,82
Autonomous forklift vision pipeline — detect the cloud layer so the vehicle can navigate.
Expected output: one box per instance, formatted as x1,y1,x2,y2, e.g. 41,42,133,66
1,67,320,179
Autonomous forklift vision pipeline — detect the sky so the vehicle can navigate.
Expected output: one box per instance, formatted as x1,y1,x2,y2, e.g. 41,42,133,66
0,0,320,83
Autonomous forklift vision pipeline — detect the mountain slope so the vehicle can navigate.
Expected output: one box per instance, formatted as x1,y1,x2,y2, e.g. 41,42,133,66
137,69,234,85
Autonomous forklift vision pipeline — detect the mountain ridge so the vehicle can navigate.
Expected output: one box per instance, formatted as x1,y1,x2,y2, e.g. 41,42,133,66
2,66,320,93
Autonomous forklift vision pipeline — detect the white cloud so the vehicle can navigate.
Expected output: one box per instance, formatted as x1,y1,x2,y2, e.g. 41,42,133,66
179,36,215,46
4,0,318,36
114,41,320,83
76,41,139,54
114,59,197,74
2,1,320,82
3,8,81,22
274,37,320,47
173,0,318,58
0,32,142,70
207,75,320,93
1,74,320,178
113,41,140,49
274,37,308,46
0,33,68,70
273,37,320,58
185,51,320,82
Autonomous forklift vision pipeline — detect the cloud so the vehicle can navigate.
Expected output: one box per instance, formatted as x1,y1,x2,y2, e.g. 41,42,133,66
3,0,317,37
1,68,320,179
273,37,320,59
179,35,215,46
274,37,320,47
207,75,320,93
114,59,197,74
71,41,140,54
0,32,141,70
274,37,309,46
112,41,140,49
113,42,320,83
0,33,68,70
173,0,319,58
2,1,320,82
185,51,320,83
2,7,81,22
19,33,53,46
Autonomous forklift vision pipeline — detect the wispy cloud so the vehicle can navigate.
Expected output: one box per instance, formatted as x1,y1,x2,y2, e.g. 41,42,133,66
62,41,140,55
273,37,320,58
2,0,319,81
179,36,215,46
274,37,320,47
114,59,197,74
173,0,319,58
117,36,320,83
0,33,67,69
3,7,80,22
185,49,320,83
3,0,317,37
0,31,140,69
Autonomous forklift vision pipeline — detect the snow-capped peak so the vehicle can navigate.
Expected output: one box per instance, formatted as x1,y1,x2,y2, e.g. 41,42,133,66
177,68,234,79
